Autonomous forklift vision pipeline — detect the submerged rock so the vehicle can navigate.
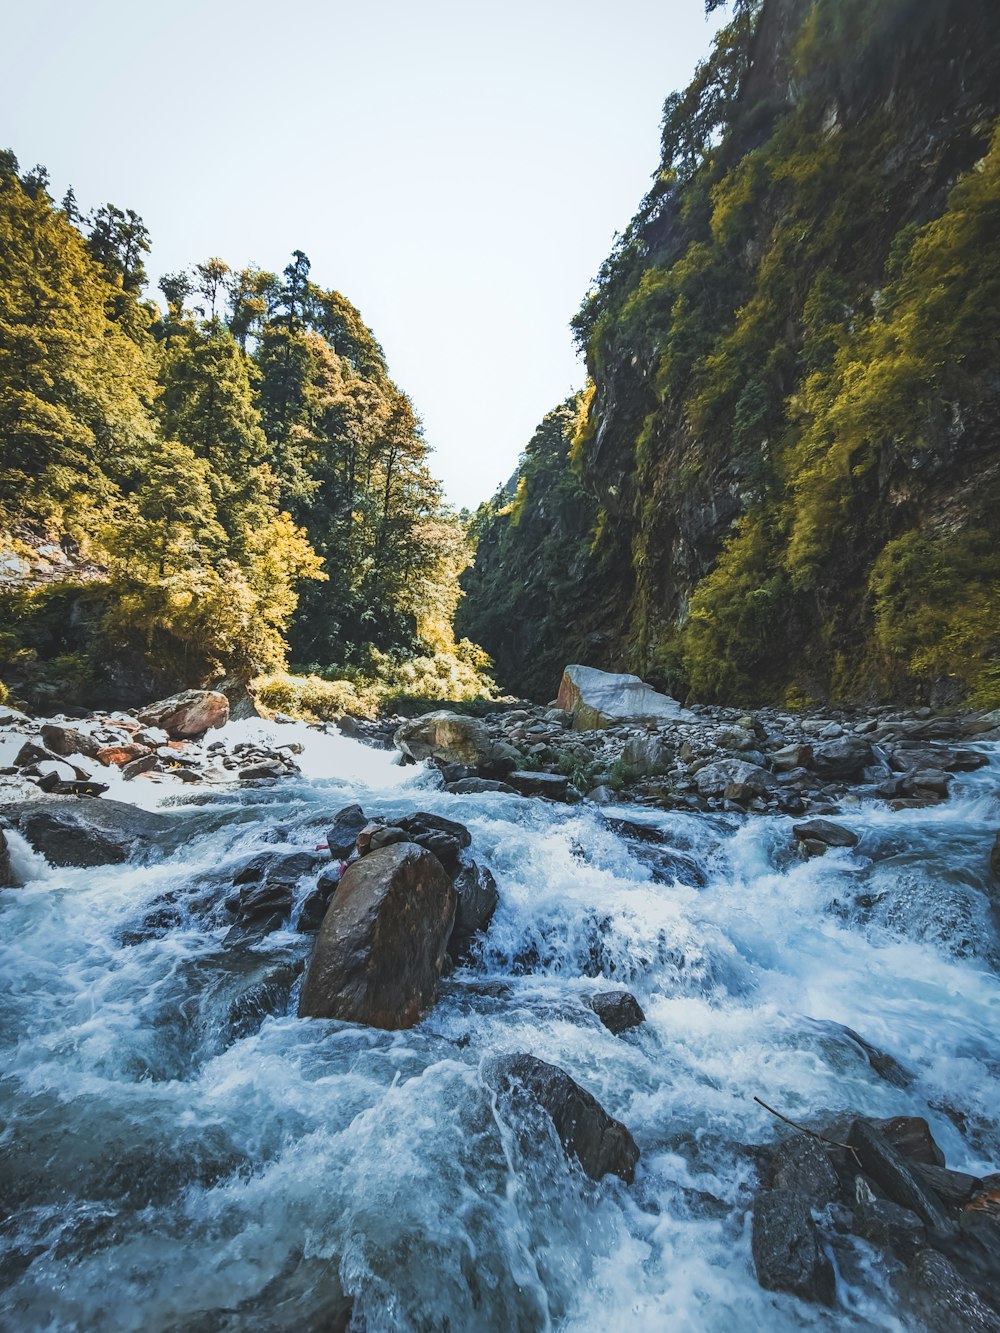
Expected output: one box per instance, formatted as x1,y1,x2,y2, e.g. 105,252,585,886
298,842,457,1029
138,689,229,738
556,664,694,730
484,1052,639,1183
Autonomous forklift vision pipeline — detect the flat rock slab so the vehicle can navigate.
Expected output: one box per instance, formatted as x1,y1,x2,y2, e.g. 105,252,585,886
556,664,695,730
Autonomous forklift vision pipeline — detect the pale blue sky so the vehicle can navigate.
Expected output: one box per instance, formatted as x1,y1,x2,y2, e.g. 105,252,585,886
4,0,723,509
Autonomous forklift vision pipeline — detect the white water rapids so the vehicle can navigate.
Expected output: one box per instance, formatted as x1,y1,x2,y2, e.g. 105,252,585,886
2,721,999,1330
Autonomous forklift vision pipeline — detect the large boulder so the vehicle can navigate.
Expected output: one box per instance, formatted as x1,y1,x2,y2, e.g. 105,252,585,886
584,990,646,1035
556,665,695,731
2,798,175,867
138,689,229,739
298,842,457,1029
39,724,101,759
0,829,14,887
393,711,515,774
485,1053,639,1183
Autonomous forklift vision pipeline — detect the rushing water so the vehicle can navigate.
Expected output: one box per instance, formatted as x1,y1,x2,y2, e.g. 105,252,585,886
2,722,999,1331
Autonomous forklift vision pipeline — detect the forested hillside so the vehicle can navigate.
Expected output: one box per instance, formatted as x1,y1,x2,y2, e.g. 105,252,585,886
0,154,488,711
461,0,1000,707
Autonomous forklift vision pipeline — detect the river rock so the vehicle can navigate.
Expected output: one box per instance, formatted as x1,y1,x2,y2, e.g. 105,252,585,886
0,829,14,887
449,861,500,961
506,770,573,801
393,711,516,775
396,812,472,871
696,759,772,798
809,737,873,779
556,664,695,730
875,1116,945,1167
768,1137,839,1202
2,798,174,867
298,842,457,1029
906,1249,1000,1332
792,818,859,852
484,1052,639,1183
327,804,368,858
990,831,1000,878
853,1198,926,1261
751,1187,836,1304
39,724,101,759
138,689,230,739
443,777,520,796
584,990,645,1034
771,742,814,772
848,1118,954,1235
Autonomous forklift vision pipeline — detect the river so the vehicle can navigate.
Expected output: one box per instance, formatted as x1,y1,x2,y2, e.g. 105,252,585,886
2,720,999,1330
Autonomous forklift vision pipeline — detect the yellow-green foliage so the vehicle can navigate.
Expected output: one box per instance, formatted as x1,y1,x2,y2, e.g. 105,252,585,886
869,530,1000,706
255,640,499,721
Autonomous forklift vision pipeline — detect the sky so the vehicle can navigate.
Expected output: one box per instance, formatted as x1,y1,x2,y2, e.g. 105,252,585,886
3,0,723,510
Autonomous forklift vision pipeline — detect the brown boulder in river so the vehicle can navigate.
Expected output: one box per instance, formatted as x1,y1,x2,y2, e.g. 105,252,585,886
137,689,229,739
298,842,457,1029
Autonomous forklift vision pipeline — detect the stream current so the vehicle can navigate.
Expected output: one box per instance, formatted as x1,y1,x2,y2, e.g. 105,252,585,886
2,722,999,1330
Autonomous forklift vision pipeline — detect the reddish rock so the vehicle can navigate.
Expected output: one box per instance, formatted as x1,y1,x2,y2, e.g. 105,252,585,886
96,743,153,768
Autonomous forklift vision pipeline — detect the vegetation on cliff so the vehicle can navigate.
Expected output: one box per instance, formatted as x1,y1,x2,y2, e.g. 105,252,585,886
0,155,491,709
461,0,1000,706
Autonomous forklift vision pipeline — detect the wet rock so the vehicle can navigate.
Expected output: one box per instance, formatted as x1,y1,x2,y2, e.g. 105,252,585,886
793,818,860,852
327,804,368,858
443,777,520,796
990,831,1000,878
396,812,472,871
911,1163,982,1207
298,843,457,1028
809,737,873,779
484,1052,639,1183
138,689,230,739
584,990,645,1035
906,1249,1000,1332
298,864,345,934
2,798,173,867
854,1198,926,1261
393,711,515,775
751,1188,836,1304
449,861,500,961
225,964,304,1040
848,1119,954,1235
506,771,573,801
696,759,772,798
39,724,100,758
368,825,408,851
874,1116,945,1167
768,1137,839,1202
0,829,14,887
556,664,694,730
239,761,287,781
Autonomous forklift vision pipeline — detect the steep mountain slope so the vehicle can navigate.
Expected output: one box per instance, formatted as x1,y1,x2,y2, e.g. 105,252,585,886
460,0,1000,706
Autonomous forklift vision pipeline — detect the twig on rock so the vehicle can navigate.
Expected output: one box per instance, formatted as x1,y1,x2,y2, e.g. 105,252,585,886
754,1095,864,1170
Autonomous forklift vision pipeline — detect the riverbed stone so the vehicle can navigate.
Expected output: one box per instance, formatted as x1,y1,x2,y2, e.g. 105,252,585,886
2,798,174,867
696,759,772,798
556,664,695,730
394,711,516,775
138,689,230,738
848,1119,954,1234
792,818,860,851
39,724,101,758
298,842,457,1029
484,1052,639,1183
809,737,873,779
0,828,14,887
449,861,500,961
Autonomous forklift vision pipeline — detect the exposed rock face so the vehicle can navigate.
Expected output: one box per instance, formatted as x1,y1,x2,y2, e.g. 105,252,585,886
298,842,457,1029
393,711,515,774
2,799,174,867
556,665,695,731
484,1052,639,1183
137,689,229,739
751,1188,836,1305
584,990,646,1035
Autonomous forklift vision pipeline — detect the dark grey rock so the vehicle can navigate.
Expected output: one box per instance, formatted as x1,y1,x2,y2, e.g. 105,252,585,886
809,737,873,779
484,1052,639,1183
769,1137,839,1203
2,799,174,867
906,1249,1000,1332
0,828,14,888
326,804,368,858
443,777,520,796
584,990,646,1035
792,818,859,849
751,1187,836,1304
506,771,573,801
854,1198,926,1261
449,862,500,961
848,1119,954,1235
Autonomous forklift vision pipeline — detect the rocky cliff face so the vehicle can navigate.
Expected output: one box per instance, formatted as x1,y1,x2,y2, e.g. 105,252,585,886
461,0,1000,707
